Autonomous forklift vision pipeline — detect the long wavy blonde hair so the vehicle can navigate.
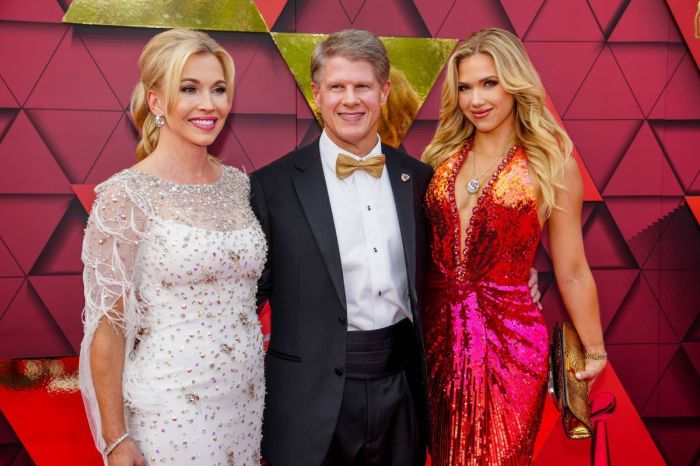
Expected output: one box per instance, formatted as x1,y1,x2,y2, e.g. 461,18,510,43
130,29,235,162
421,28,572,218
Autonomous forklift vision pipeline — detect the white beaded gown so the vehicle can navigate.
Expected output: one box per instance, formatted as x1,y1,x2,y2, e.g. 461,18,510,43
79,165,267,466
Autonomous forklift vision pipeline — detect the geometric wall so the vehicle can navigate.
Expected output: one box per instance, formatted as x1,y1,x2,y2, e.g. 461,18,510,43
0,0,698,465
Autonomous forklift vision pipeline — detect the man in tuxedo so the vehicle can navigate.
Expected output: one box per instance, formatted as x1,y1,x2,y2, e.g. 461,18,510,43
250,29,432,465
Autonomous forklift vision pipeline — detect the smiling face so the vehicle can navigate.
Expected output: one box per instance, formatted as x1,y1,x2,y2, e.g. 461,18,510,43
457,53,515,137
151,53,231,149
311,55,390,156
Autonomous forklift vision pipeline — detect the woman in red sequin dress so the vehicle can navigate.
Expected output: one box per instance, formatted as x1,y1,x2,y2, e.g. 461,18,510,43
420,29,608,465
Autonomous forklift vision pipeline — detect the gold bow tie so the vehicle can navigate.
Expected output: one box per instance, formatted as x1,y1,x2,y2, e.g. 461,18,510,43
335,154,386,180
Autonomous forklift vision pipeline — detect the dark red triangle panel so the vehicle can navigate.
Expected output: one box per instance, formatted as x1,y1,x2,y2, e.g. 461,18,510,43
566,46,643,119
525,0,603,40
0,195,72,274
0,23,67,105
609,0,683,42
31,200,87,275
0,280,74,357
29,275,84,354
413,0,457,37
26,28,122,110
604,121,683,196
0,111,71,194
649,53,700,120
436,0,513,38
25,109,122,184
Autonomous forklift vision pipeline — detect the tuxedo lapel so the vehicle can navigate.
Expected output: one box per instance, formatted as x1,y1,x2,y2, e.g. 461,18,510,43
384,147,417,303
292,146,347,313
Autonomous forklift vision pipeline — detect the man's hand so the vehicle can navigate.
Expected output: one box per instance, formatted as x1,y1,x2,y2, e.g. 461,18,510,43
528,267,542,309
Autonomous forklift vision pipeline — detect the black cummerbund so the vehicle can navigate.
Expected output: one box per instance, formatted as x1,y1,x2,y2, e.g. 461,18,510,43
345,318,417,380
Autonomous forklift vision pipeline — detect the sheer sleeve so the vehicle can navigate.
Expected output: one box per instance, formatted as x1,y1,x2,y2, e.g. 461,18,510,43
78,176,149,460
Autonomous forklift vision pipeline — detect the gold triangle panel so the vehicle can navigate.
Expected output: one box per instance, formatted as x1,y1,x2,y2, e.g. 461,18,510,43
272,33,456,148
63,0,268,32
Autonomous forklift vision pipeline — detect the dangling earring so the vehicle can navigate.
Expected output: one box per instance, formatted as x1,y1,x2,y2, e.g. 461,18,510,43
155,113,165,128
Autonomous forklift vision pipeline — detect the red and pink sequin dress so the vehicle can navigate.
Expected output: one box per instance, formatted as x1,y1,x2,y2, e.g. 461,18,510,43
424,142,548,465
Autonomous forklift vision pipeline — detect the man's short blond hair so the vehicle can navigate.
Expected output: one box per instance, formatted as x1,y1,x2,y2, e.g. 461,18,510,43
310,29,390,85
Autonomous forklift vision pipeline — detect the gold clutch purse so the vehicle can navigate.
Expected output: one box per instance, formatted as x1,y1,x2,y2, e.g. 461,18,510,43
548,321,592,439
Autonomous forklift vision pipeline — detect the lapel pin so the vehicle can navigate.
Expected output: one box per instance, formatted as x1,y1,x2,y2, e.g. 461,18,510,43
401,173,410,182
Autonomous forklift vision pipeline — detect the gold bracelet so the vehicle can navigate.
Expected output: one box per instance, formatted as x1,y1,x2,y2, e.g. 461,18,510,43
584,351,607,360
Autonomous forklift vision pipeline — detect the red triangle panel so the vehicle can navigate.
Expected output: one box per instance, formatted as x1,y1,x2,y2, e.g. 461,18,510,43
413,0,457,37
233,37,296,115
72,184,97,214
525,0,603,41
0,23,67,105
525,42,603,115
587,0,629,36
0,79,19,109
611,43,685,117
582,205,637,268
565,120,642,192
0,111,72,194
565,46,643,119
77,27,154,109
686,196,700,225
26,110,122,184
435,0,513,38
0,195,72,274
607,343,677,412
0,278,24,320
649,53,700,120
591,269,638,333
253,0,288,30
29,275,84,354
609,0,683,42
644,204,700,270
232,114,296,170
643,348,700,417
339,0,367,23
0,240,23,277
0,0,65,23
643,270,699,341
0,280,74,357
31,201,87,275
651,122,700,192
83,114,139,184
605,274,678,344
606,197,683,267
499,0,544,37
26,28,122,110
604,122,683,196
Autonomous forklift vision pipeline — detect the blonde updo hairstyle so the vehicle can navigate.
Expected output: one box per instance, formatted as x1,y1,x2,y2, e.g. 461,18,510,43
421,28,572,218
130,28,235,161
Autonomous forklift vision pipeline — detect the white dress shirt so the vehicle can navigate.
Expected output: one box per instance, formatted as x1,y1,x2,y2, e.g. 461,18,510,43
319,130,412,331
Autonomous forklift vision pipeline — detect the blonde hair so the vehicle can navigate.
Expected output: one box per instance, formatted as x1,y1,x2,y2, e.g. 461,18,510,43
379,67,419,147
130,29,235,161
421,28,572,218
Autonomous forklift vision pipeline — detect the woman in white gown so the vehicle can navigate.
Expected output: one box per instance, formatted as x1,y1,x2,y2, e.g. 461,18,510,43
79,29,266,466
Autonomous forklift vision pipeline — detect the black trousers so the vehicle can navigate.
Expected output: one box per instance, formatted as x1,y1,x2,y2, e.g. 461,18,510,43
322,320,425,466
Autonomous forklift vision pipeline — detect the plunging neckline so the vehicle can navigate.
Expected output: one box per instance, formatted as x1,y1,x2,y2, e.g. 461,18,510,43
450,141,518,266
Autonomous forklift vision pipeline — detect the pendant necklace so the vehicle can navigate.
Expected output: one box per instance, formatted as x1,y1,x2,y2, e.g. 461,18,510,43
466,147,503,194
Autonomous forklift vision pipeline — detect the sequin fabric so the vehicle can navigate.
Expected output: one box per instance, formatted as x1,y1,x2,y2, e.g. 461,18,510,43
79,165,267,466
424,141,548,465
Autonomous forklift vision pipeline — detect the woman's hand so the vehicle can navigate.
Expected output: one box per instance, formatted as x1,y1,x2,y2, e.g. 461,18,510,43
108,437,145,466
575,352,607,392
528,268,542,309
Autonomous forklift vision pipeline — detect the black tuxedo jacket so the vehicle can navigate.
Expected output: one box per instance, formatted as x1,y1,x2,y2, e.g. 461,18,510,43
250,138,433,466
